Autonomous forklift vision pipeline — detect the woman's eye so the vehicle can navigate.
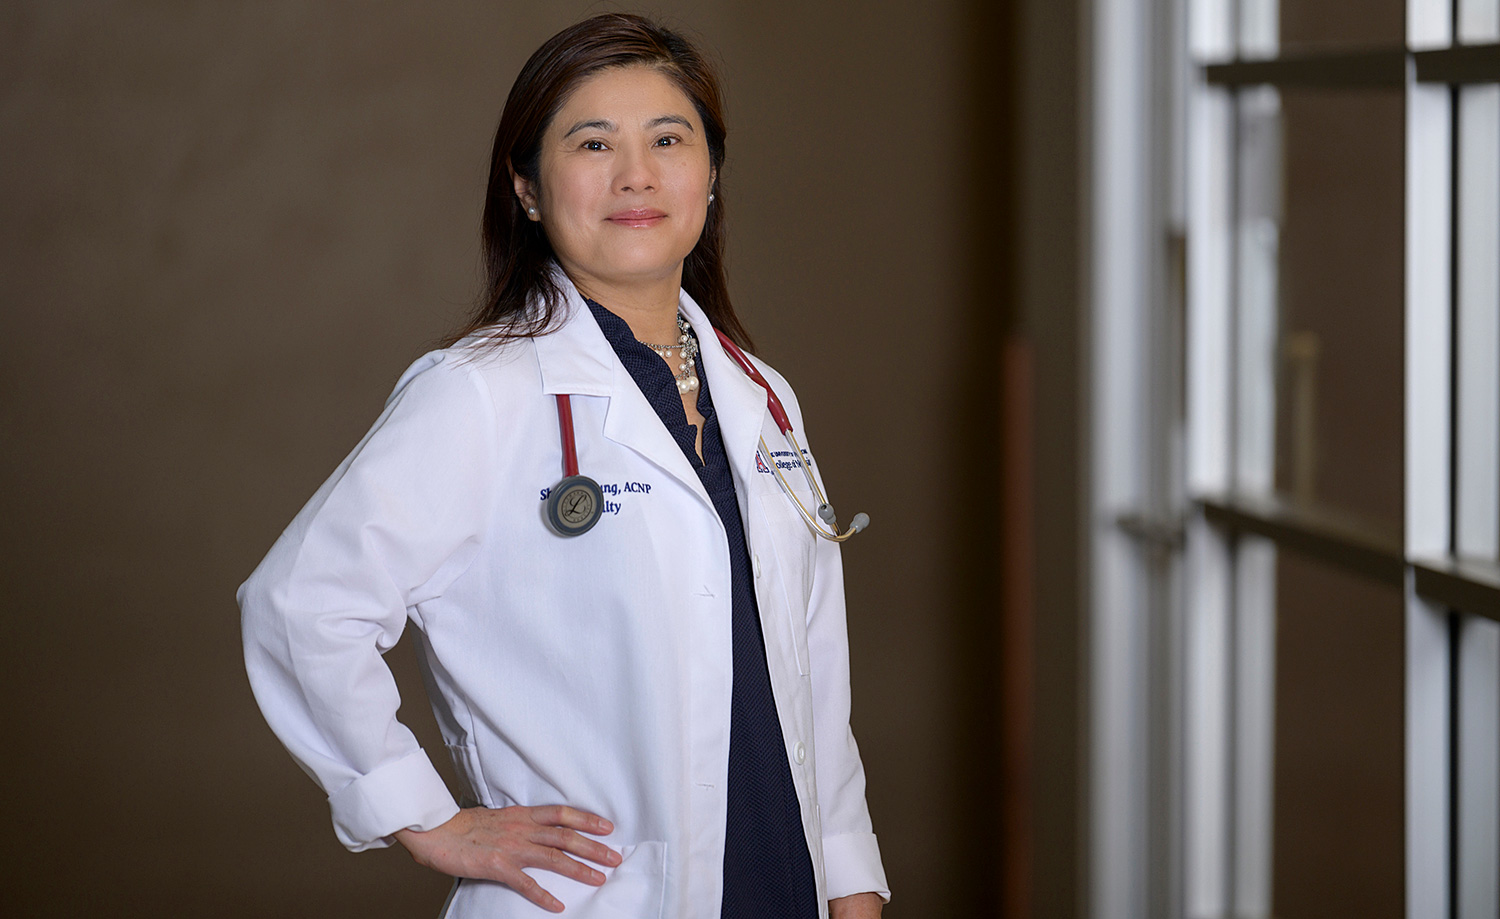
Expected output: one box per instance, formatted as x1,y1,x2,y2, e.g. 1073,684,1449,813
582,140,607,151
654,135,679,147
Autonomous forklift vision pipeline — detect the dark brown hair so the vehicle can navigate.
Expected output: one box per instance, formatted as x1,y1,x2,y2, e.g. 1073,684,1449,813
444,13,753,351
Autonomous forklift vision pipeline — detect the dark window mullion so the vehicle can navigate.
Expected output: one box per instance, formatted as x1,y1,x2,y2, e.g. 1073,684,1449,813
1204,48,1406,88
1416,44,1500,84
1414,558,1500,625
1198,495,1405,587
1198,496,1500,620
1199,44,1500,87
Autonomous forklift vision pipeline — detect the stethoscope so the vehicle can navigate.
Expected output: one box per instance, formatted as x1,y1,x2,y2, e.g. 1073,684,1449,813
544,328,869,541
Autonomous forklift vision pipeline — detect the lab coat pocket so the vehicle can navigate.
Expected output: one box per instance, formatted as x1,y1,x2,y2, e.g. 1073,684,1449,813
536,841,666,917
444,742,487,806
759,492,816,675
442,841,666,918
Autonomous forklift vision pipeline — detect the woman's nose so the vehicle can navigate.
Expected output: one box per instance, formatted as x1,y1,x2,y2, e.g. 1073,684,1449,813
615,144,658,193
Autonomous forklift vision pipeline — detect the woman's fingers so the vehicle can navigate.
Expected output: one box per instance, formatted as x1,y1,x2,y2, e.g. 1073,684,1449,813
523,805,622,868
531,823,622,867
527,841,608,885
529,803,614,836
496,864,566,914
395,804,623,909
497,830,611,913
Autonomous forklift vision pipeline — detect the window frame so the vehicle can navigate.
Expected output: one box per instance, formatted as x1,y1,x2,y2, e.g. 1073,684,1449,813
1091,0,1500,916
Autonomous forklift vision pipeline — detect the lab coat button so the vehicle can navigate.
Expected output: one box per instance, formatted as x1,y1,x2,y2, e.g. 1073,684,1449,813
753,554,762,579
794,741,806,765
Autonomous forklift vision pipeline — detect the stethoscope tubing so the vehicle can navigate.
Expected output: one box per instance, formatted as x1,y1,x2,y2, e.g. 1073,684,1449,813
544,324,867,541
556,394,580,478
714,328,793,434
715,330,864,542
758,432,861,542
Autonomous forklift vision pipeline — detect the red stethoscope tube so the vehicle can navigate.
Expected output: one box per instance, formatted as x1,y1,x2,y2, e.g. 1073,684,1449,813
712,329,868,539
714,329,792,435
556,394,580,478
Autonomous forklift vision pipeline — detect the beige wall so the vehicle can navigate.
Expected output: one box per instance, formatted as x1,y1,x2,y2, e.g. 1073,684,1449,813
1,3,1082,916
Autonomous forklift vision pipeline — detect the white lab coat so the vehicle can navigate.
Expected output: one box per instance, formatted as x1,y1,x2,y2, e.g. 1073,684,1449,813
239,278,888,918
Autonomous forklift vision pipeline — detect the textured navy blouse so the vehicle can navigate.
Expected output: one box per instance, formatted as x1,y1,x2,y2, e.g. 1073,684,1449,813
585,300,818,919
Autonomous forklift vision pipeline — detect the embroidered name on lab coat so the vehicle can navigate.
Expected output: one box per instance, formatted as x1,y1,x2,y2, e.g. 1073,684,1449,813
538,480,653,516
756,448,814,474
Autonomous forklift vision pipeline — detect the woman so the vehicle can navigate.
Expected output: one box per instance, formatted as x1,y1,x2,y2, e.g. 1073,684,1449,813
240,13,887,918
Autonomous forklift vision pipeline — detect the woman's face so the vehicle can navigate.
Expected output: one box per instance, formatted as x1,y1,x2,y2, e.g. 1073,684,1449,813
518,65,714,296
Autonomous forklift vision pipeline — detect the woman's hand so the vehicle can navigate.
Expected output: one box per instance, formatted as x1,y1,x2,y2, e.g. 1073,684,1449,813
830,891,884,919
394,805,621,913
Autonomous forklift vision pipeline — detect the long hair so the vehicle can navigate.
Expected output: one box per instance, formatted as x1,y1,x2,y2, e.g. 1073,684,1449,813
443,13,753,351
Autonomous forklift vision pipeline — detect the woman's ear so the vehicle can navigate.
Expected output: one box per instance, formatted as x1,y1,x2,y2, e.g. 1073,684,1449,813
509,161,540,220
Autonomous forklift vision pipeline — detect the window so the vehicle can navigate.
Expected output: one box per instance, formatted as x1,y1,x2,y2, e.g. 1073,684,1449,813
1090,0,1500,916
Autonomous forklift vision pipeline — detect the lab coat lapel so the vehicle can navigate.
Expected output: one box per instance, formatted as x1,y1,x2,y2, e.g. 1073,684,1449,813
679,293,769,505
533,282,713,509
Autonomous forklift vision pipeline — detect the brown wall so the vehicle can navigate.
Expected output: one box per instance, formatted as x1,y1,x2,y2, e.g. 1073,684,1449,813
1,2,1084,917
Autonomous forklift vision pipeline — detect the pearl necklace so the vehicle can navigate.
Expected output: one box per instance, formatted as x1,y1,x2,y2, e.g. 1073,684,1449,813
640,314,700,394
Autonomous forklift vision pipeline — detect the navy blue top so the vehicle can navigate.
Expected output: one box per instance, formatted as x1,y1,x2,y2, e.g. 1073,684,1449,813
585,300,818,919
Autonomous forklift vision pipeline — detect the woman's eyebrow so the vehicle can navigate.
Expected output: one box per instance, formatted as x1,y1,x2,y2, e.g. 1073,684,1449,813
562,118,615,138
646,114,695,131
562,114,694,138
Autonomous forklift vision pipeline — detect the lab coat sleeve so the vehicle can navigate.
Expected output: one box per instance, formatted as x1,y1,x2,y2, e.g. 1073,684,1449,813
239,353,496,851
806,530,891,903
771,369,891,904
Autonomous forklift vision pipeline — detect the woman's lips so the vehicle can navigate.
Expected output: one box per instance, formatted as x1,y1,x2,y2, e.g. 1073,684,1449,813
607,208,667,227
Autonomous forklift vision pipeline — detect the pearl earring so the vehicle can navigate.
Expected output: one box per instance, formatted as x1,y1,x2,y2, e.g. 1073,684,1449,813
708,193,715,204
527,206,537,218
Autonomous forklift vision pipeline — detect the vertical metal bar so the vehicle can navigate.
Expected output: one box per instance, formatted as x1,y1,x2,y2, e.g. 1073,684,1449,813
1409,591,1456,919
1184,518,1232,918
1455,85,1500,562
1452,42,1500,919
1458,0,1500,44
1156,0,1192,913
1407,70,1455,919
1407,86,1455,561
1189,0,1234,61
1184,75,1235,919
1412,0,1457,49
1090,0,1154,913
1236,0,1276,59
1187,85,1234,499
1233,86,1280,499
1228,81,1281,919
1457,617,1500,919
1232,538,1276,919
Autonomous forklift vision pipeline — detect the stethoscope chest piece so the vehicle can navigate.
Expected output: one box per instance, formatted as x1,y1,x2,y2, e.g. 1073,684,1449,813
547,395,603,537
546,474,604,537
